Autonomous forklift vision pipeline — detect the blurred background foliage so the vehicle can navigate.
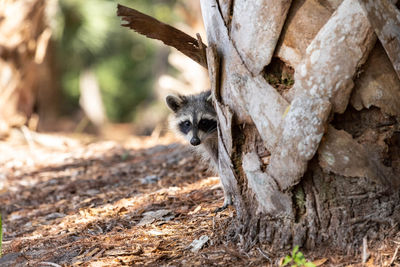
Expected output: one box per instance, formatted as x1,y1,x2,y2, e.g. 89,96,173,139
0,0,207,138
53,0,179,124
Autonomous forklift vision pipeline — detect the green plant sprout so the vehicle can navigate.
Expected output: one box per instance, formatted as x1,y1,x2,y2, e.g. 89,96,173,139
281,246,316,267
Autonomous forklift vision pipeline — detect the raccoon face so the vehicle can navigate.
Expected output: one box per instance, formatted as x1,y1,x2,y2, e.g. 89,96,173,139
166,91,217,146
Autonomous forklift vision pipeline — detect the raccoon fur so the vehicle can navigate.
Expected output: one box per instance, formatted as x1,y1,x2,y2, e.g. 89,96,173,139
166,90,232,210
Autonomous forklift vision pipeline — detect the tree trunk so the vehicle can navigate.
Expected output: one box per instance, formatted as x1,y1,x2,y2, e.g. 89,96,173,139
201,0,400,252
0,0,55,137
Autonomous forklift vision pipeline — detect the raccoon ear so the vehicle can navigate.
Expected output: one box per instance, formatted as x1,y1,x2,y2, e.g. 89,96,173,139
166,95,185,112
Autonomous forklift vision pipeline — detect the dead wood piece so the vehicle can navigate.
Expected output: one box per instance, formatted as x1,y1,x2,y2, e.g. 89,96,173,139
318,126,399,188
243,152,292,216
389,245,400,265
351,43,400,116
268,0,376,190
206,43,236,209
200,1,230,49
104,246,143,256
189,235,209,252
274,0,337,68
217,129,242,215
206,45,221,102
117,4,208,68
200,0,290,152
38,262,62,267
200,0,252,123
358,0,400,81
230,0,292,75
362,237,370,263
319,127,372,178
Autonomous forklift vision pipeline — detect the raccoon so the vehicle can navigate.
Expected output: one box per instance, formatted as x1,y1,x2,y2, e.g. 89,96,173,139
166,90,232,211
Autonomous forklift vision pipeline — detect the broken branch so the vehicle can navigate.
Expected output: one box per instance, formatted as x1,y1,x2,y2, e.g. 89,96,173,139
117,4,208,69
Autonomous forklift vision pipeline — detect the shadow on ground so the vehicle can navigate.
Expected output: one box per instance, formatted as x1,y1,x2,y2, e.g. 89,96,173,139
0,134,270,266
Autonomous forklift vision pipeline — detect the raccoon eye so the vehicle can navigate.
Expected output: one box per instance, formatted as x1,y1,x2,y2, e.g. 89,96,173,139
179,120,192,134
198,119,217,132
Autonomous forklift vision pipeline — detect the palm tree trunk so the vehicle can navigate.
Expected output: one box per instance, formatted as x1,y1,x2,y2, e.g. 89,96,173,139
201,0,400,252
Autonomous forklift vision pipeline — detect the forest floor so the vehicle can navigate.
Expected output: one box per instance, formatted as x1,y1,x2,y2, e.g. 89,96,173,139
0,129,399,266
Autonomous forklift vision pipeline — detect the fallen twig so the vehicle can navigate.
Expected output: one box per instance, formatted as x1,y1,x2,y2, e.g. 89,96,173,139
362,236,370,263
390,246,400,266
38,262,62,267
257,247,272,263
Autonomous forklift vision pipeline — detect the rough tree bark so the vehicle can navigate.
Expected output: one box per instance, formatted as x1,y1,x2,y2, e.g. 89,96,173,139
201,0,400,252
117,0,400,253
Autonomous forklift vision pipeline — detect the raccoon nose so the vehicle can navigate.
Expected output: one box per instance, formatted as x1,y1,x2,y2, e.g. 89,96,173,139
190,137,201,146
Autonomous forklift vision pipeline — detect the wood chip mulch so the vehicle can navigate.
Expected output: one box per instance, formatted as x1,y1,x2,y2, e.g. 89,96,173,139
0,131,399,266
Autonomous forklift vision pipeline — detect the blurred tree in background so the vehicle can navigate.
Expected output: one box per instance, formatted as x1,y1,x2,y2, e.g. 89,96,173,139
0,0,206,137
54,0,178,124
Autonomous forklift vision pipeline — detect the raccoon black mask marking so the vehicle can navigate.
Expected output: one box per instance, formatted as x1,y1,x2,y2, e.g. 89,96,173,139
166,90,217,148
166,90,232,211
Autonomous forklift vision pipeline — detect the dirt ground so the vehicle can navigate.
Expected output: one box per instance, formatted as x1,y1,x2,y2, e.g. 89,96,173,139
0,129,399,266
